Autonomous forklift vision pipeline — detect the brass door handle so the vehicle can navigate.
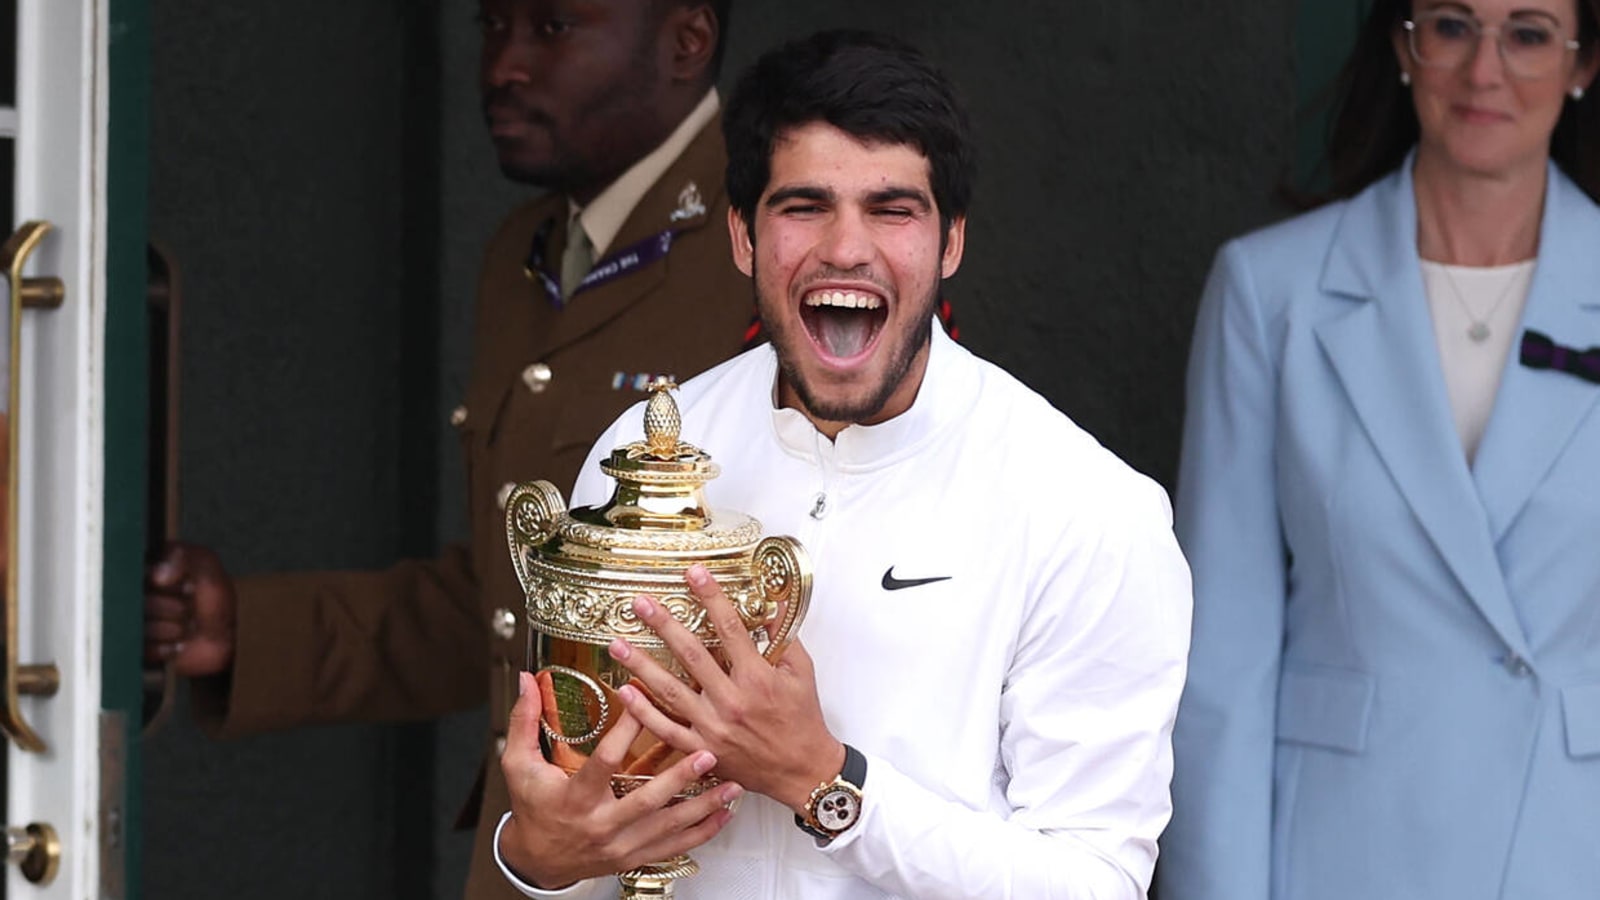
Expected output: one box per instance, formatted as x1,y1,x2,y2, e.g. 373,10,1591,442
4,823,60,885
141,240,183,734
2,221,65,753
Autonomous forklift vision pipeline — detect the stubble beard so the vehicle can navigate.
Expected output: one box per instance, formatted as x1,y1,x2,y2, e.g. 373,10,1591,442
755,262,941,426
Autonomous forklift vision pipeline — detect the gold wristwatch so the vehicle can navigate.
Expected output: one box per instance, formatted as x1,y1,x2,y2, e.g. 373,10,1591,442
796,743,867,840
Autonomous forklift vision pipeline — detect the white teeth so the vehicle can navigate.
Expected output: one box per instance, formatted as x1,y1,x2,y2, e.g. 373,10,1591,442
804,290,882,310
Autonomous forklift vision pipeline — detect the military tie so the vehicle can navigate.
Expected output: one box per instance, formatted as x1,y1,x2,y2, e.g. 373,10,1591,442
560,215,594,302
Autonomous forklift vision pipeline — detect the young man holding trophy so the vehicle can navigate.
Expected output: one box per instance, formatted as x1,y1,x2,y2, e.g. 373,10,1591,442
496,30,1193,900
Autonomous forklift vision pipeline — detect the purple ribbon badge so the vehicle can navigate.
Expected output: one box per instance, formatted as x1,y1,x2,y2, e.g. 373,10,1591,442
1520,330,1600,385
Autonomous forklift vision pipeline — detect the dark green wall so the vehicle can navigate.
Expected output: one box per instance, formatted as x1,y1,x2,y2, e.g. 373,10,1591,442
143,3,418,899
144,2,1300,897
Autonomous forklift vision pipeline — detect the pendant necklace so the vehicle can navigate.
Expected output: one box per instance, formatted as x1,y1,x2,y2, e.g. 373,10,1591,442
1437,263,1529,343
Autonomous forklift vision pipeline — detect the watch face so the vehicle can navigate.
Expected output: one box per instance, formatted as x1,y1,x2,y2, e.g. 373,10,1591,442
816,787,861,832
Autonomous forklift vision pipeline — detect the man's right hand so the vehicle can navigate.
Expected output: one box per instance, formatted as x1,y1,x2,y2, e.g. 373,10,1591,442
498,670,742,891
144,542,238,678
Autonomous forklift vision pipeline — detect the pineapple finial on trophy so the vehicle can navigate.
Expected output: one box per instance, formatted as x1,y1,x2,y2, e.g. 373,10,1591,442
643,378,681,458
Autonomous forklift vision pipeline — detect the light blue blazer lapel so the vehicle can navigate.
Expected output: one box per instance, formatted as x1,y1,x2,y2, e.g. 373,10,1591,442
1472,167,1600,542
1314,161,1532,660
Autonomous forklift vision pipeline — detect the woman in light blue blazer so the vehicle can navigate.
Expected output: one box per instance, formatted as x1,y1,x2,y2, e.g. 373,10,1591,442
1158,1,1600,898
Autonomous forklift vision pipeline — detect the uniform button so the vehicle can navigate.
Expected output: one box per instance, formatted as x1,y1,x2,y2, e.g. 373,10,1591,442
497,482,516,511
522,362,553,393
1503,653,1533,677
492,606,518,641
449,404,468,427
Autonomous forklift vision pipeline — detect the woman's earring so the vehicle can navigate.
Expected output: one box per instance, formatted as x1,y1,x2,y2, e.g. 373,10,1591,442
1400,71,1412,87
1572,85,1587,101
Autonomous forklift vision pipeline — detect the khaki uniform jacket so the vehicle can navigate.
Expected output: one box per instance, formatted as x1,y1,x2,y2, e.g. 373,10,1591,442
195,116,754,899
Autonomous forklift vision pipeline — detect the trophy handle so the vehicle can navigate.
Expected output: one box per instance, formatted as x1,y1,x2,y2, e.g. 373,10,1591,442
752,536,812,663
504,480,568,594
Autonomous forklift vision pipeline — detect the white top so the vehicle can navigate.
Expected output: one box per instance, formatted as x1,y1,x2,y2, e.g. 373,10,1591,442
1419,259,1535,462
496,325,1193,899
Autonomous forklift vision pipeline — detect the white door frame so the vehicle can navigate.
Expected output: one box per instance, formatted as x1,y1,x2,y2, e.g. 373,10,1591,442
8,0,107,896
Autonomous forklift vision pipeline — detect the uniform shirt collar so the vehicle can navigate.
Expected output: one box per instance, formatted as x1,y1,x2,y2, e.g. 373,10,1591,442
569,88,720,258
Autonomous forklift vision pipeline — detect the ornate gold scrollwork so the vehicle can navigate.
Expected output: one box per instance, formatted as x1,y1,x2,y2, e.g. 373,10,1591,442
505,480,567,593
753,537,812,662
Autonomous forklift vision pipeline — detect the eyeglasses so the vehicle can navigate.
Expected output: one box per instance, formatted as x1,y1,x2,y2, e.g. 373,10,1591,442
1404,9,1581,79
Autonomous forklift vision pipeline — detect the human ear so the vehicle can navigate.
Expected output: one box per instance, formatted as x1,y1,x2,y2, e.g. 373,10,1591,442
1574,46,1600,97
665,3,717,84
728,207,755,277
940,217,966,279
1390,24,1414,85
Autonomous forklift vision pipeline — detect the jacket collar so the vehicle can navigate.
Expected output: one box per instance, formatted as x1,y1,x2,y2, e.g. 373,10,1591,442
769,322,979,470
1471,163,1600,539
532,110,728,361
574,89,719,258
1314,153,1600,658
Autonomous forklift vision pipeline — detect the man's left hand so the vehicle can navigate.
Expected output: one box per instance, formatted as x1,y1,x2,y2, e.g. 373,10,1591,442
608,563,844,814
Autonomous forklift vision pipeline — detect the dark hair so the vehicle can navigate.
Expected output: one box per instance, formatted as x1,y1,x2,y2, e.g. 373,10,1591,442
1318,0,1600,204
722,29,976,237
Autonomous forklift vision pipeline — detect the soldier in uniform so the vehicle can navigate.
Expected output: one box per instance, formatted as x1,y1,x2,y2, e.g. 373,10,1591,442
143,2,750,897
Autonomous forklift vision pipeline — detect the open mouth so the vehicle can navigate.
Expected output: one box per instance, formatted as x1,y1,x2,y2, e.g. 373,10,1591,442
799,289,888,362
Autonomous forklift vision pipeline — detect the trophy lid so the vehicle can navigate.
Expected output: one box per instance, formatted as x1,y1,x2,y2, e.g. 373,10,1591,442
599,379,718,484
575,380,748,539
508,380,809,657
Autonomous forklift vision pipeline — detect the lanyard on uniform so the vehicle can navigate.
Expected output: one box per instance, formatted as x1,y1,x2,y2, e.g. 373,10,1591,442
523,219,677,307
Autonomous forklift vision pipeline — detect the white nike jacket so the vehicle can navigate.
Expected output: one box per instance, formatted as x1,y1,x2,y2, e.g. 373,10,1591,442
499,324,1192,899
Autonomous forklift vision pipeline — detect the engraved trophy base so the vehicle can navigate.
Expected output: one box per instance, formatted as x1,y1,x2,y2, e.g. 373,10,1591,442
617,854,699,898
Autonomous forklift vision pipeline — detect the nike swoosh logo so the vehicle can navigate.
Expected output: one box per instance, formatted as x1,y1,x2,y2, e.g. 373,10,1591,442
881,567,953,591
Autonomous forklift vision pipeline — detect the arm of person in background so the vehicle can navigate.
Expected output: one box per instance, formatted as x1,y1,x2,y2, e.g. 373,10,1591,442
144,540,486,735
1156,240,1289,900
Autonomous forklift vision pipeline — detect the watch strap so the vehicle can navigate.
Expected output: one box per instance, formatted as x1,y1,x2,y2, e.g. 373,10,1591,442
839,742,867,789
795,743,867,839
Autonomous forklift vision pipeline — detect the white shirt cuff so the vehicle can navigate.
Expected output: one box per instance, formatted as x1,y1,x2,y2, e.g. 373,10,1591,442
492,811,596,898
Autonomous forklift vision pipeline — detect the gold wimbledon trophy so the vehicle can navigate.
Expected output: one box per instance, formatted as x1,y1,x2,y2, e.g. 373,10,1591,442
505,382,812,899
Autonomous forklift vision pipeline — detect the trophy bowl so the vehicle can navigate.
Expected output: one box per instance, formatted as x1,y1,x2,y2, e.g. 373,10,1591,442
506,383,812,899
